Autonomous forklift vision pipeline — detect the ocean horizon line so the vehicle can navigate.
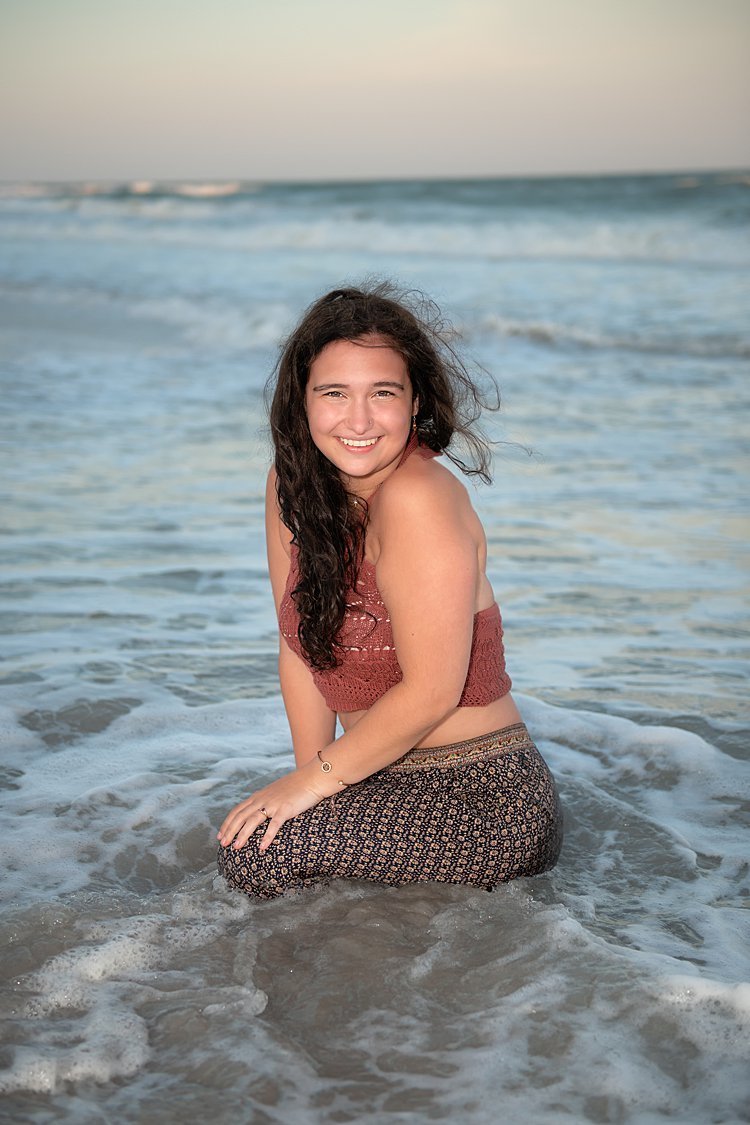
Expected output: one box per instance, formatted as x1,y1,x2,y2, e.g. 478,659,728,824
1,165,749,197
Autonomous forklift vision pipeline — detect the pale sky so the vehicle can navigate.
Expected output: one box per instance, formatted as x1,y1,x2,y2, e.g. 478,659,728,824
1,0,748,181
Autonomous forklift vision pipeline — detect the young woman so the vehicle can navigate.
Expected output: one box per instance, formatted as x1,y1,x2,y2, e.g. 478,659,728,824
217,284,562,898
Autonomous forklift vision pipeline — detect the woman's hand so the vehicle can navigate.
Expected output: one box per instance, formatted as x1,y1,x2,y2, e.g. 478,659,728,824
217,765,328,853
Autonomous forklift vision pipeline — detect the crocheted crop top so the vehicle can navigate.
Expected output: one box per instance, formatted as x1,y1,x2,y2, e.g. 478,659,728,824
277,440,512,713
279,550,512,712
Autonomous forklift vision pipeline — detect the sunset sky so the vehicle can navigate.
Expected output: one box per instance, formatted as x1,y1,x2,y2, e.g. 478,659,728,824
1,0,748,181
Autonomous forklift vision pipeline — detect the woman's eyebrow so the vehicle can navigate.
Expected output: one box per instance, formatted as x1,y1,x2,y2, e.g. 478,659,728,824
311,380,406,392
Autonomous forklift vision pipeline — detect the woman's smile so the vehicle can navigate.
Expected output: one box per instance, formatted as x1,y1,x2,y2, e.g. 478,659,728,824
337,435,381,449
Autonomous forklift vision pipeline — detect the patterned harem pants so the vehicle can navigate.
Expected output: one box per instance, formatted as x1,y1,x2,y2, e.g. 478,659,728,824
217,722,563,900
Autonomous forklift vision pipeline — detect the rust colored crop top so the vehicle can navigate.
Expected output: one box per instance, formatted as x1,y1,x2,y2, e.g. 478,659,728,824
277,440,512,713
279,550,512,712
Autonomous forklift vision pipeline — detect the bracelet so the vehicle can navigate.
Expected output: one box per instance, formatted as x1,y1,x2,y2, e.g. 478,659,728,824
317,750,349,789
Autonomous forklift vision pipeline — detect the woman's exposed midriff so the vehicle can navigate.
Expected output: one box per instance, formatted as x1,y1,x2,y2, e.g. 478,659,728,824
338,690,523,750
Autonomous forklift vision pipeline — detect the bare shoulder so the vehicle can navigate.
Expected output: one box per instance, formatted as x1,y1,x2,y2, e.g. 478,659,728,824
376,453,472,527
369,455,484,572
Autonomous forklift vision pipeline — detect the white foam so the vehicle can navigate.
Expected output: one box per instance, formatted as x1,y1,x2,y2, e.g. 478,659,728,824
2,1006,150,1093
1,693,292,902
661,975,750,1039
397,892,750,1122
1,889,266,1096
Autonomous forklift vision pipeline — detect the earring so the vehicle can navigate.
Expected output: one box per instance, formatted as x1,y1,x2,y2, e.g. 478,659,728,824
411,413,417,433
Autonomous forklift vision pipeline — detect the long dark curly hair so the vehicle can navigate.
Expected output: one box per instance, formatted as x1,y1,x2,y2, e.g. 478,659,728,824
266,281,499,671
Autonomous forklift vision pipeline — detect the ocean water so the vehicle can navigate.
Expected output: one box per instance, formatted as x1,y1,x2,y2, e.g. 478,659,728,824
0,172,748,1123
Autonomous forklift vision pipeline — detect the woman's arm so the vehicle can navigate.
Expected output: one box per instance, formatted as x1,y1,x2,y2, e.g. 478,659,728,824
278,644,337,766
265,468,337,766
218,462,481,852
310,462,479,779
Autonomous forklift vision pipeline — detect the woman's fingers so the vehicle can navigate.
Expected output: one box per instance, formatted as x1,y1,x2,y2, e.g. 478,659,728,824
219,804,287,852
217,795,256,839
217,798,268,847
218,794,291,850
230,812,262,849
258,815,283,853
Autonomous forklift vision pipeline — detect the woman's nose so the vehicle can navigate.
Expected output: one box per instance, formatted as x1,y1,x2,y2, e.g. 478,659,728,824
346,397,373,434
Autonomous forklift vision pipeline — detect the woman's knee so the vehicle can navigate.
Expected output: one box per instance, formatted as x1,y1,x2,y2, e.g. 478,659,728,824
217,837,285,898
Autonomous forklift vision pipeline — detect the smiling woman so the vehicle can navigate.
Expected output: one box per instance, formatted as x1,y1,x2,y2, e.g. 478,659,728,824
217,282,563,898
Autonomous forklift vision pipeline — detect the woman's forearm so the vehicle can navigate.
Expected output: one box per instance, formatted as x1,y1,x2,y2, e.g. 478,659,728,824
278,647,337,766
311,679,460,786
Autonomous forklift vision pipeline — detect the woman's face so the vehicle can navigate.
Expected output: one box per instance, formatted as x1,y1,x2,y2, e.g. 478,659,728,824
305,335,417,496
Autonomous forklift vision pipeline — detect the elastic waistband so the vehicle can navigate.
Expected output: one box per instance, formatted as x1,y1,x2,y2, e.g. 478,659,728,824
384,722,535,774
